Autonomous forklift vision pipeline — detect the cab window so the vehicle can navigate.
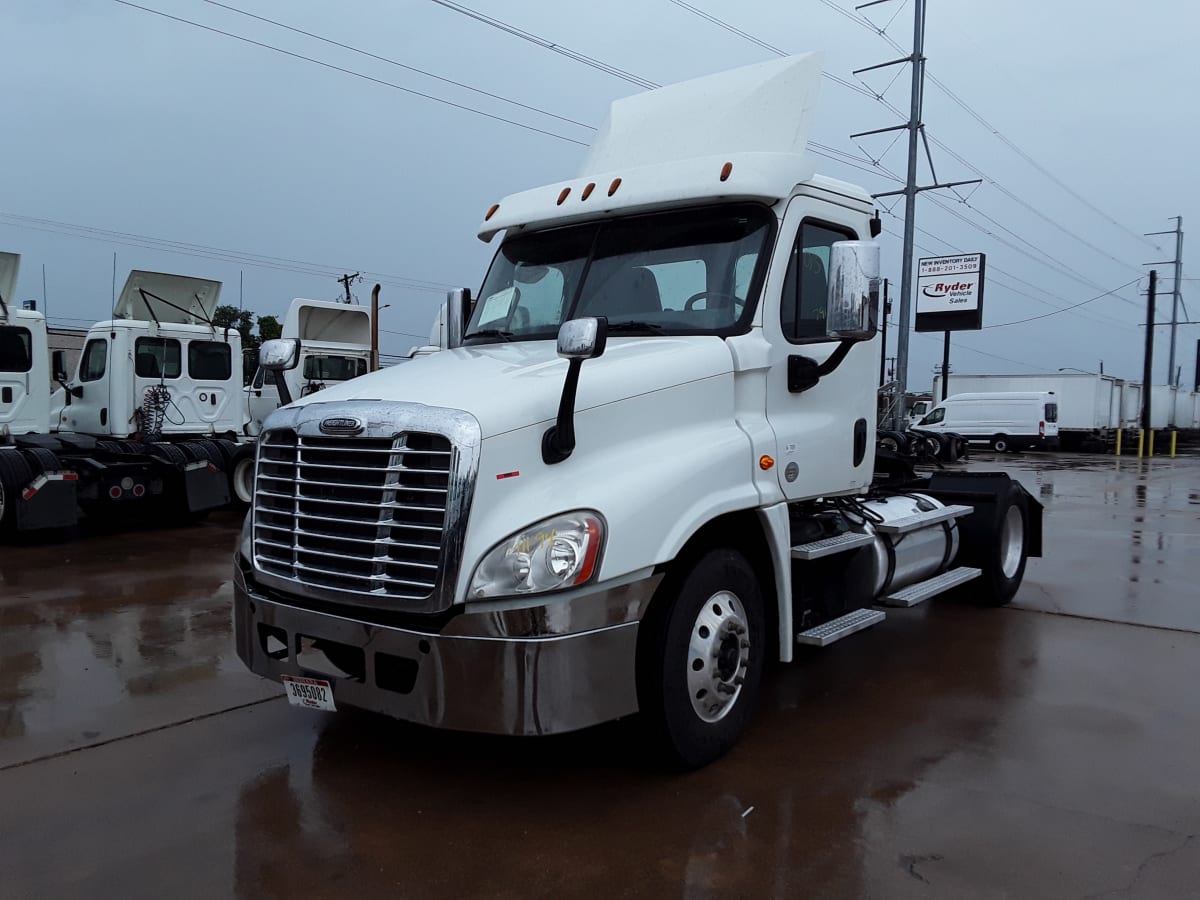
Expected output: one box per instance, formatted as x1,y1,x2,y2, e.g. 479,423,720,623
920,407,946,426
135,337,181,378
781,220,857,342
0,326,32,373
188,341,232,380
79,339,108,382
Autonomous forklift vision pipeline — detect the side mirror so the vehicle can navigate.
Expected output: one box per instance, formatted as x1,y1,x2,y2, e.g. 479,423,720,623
543,317,608,465
557,316,608,360
259,338,301,372
52,350,68,384
446,287,472,349
826,240,880,341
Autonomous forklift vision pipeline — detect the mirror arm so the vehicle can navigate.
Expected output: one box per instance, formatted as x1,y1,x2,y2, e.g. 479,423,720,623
541,358,583,464
788,339,856,394
276,376,294,408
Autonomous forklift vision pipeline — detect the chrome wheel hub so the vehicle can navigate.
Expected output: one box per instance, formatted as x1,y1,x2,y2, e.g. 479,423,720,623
999,504,1024,579
686,590,750,723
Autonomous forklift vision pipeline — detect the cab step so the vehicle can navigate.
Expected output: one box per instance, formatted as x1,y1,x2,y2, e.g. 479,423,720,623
796,608,885,647
873,504,974,535
882,566,982,608
790,531,874,560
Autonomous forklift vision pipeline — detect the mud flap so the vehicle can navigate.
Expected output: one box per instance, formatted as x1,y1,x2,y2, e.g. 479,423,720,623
16,478,79,531
923,471,1043,558
184,461,231,512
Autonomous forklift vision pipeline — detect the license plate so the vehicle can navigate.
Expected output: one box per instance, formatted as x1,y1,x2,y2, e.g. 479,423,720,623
281,675,336,711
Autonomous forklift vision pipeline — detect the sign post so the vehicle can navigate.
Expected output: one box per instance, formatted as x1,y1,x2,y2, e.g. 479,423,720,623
916,253,986,402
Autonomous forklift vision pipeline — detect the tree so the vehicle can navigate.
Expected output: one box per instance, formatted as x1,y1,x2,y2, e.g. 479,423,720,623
213,305,259,351
258,315,282,341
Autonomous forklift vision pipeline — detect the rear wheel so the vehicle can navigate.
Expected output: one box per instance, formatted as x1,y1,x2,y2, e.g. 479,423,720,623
637,547,766,768
231,449,256,508
0,451,35,531
955,483,1030,606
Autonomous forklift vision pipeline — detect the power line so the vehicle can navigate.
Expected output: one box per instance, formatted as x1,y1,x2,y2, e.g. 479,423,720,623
913,331,1042,372
0,210,454,293
816,0,1157,252
109,0,589,146
425,0,657,89
982,279,1143,329
198,0,594,132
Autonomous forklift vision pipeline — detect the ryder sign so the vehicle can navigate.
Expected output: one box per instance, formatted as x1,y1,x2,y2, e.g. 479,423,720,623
915,252,986,331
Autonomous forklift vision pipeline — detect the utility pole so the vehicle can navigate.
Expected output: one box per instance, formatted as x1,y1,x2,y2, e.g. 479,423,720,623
852,0,981,429
370,283,381,371
1145,217,1183,385
337,272,362,304
878,278,890,386
1141,271,1156,432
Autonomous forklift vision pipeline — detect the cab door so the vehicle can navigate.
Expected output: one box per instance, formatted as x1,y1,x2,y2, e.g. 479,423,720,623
762,198,878,501
59,336,112,434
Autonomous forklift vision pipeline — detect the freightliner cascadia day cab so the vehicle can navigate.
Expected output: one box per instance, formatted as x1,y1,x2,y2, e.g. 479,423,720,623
234,55,1043,767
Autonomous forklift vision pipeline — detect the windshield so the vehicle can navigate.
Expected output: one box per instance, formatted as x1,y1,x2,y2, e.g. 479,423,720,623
465,203,775,343
303,354,367,381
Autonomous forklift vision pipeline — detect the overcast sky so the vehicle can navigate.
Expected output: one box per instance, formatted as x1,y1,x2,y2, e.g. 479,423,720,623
4,0,1196,385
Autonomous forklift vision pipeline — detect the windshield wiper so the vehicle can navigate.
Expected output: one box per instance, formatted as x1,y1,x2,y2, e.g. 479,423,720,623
606,321,666,335
463,329,515,342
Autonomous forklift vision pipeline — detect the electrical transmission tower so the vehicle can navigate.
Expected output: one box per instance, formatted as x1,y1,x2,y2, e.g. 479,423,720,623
850,0,980,428
1145,217,1184,385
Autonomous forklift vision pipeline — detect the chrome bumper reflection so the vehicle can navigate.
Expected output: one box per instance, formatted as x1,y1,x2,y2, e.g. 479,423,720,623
233,567,659,736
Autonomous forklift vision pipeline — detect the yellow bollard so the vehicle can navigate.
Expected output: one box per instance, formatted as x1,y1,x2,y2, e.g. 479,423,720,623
1149,430,1155,456
1115,429,1123,456
1137,429,1145,458
1170,430,1177,458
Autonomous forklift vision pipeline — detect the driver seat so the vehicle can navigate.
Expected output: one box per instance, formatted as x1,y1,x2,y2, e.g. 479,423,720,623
581,266,662,319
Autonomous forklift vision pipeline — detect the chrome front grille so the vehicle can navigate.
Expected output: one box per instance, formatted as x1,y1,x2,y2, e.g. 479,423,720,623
252,428,453,601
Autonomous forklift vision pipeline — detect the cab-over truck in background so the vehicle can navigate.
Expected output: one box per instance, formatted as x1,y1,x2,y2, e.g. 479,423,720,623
234,55,1042,767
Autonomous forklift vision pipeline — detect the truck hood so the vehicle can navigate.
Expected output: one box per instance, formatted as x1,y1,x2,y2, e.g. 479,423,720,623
287,337,735,438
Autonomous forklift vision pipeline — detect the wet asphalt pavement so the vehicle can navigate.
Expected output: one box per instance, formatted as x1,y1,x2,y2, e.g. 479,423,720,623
2,452,1198,899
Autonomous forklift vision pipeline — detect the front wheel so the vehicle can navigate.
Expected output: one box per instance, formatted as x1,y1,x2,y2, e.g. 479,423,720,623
991,435,1010,453
637,547,766,768
230,450,256,508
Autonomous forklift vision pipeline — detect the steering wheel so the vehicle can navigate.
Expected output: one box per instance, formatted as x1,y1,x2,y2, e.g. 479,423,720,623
682,290,744,314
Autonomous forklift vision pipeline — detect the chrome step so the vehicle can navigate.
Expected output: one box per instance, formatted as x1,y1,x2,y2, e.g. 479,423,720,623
796,608,886,647
882,566,982,608
791,531,875,560
873,504,974,535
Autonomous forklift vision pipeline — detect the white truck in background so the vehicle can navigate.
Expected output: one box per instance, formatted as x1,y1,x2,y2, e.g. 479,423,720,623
932,373,1200,449
914,391,1059,452
245,298,374,437
234,55,1043,767
1,257,247,535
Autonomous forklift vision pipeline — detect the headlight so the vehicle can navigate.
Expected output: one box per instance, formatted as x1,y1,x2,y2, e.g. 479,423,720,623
469,511,605,599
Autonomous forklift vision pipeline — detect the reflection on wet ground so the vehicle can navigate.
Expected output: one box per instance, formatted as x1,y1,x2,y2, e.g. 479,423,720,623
1,455,1198,898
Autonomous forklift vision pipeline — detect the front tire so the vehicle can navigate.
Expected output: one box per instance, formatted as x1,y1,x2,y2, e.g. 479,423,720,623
991,435,1009,453
637,548,766,768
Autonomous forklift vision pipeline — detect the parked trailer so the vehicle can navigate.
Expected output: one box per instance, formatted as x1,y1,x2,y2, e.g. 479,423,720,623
932,373,1196,448
234,55,1044,768
0,257,241,535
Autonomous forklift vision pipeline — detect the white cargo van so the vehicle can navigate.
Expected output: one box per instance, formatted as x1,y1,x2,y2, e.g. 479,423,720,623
915,392,1059,452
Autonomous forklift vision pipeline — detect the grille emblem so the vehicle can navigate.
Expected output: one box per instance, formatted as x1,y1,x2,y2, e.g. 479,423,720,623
320,416,364,435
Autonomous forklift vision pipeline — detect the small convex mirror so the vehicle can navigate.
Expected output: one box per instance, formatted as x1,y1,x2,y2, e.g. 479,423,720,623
259,338,301,371
556,317,608,360
826,241,880,341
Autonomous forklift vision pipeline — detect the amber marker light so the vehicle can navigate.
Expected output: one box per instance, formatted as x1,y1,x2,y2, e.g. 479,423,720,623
759,455,775,470
720,161,733,181
485,203,500,220
581,182,596,200
608,177,622,196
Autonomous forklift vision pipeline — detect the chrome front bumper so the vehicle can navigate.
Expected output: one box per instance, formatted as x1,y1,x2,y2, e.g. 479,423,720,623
233,564,660,736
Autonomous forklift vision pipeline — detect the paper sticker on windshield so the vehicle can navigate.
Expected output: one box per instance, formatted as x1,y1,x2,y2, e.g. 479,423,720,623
476,287,516,327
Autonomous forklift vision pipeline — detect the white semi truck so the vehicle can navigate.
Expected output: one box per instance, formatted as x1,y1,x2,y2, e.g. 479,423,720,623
234,55,1043,766
0,256,245,534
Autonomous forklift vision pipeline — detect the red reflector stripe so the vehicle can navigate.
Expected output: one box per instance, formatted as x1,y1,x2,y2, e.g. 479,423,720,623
63,473,79,481
22,487,37,501
496,471,520,480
